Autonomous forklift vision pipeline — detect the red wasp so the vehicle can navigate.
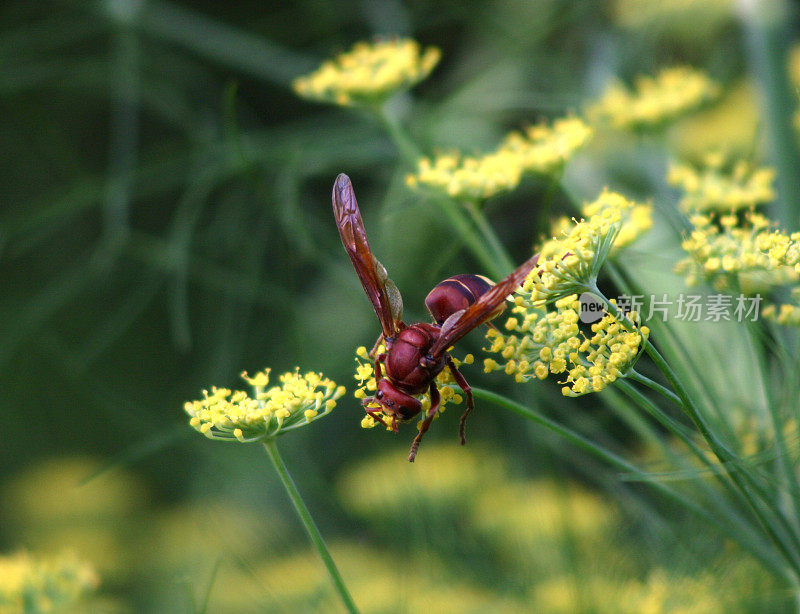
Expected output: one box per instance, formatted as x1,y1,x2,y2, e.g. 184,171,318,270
333,174,539,461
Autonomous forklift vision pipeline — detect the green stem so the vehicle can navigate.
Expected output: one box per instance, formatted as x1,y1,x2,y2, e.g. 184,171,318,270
612,380,792,577
263,440,359,614
626,370,681,408
472,388,673,486
374,105,422,165
593,285,800,575
619,376,696,443
372,106,508,279
471,387,794,582
462,199,515,275
616,378,750,509
738,0,800,227
437,196,506,279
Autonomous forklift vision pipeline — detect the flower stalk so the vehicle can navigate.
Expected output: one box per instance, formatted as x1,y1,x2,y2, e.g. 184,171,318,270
264,440,360,614
593,283,800,578
374,105,511,279
470,387,795,583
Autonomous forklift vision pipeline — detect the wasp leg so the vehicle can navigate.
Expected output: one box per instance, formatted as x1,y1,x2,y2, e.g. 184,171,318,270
368,333,385,359
446,355,474,446
374,352,386,380
363,402,397,432
365,353,397,432
407,382,440,462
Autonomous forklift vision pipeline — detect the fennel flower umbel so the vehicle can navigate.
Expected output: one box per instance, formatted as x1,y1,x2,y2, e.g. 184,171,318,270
483,295,648,396
406,149,524,201
668,153,776,213
590,66,720,132
185,368,345,443
293,38,440,107
498,117,594,177
676,211,800,289
405,117,593,202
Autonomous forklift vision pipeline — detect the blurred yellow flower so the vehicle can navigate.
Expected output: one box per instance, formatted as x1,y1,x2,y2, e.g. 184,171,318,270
208,540,522,614
532,570,722,614
668,154,776,213
788,42,800,87
293,38,440,107
676,211,800,289
472,479,616,550
1,457,146,524
406,148,524,201
669,80,759,160
763,287,800,327
138,499,285,573
185,368,344,442
0,550,98,613
337,443,506,516
484,295,648,395
789,43,800,141
0,457,146,580
406,117,592,201
589,66,720,132
499,117,594,176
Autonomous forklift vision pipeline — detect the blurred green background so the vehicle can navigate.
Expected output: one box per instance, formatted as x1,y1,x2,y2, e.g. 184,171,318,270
2,0,799,611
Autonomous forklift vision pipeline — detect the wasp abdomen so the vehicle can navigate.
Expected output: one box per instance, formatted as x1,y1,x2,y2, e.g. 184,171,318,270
425,274,497,325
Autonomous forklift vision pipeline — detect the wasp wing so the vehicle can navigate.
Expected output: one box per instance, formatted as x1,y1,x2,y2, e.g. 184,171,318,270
428,253,540,356
332,173,402,338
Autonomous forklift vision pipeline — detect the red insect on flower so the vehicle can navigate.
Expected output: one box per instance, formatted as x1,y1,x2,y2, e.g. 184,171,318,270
333,174,539,461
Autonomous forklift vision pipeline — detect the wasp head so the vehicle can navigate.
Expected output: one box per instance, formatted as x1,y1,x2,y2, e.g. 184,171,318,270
374,379,422,422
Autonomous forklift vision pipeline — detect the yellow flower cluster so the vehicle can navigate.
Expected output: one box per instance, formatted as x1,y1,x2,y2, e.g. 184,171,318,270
0,551,98,612
530,197,624,304
406,149,523,201
483,295,648,396
590,66,720,131
668,154,776,212
676,212,800,289
763,288,800,327
552,189,652,255
405,117,593,201
337,443,506,515
353,345,471,429
669,81,760,161
185,368,345,442
534,569,723,614
292,38,440,107
499,117,594,176
472,478,615,551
